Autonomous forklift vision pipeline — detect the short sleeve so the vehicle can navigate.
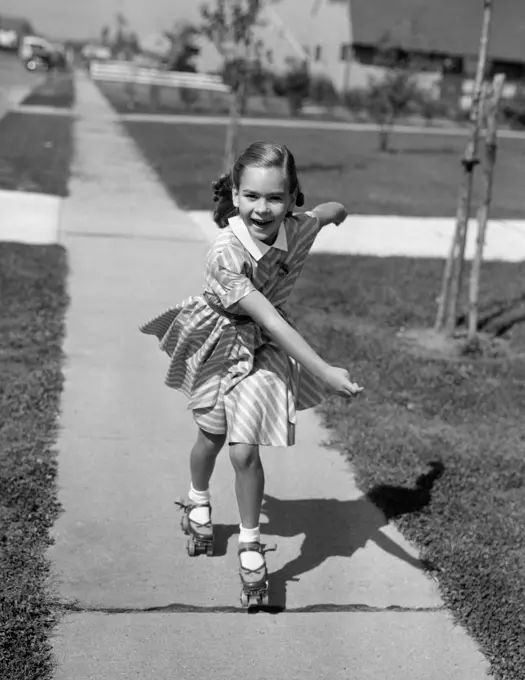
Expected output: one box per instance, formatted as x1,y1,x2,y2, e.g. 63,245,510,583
298,210,321,232
207,245,256,311
290,211,321,253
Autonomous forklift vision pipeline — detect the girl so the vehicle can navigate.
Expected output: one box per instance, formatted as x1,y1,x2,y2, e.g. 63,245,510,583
140,140,363,604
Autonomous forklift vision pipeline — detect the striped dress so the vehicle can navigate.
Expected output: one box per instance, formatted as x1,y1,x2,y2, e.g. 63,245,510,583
140,211,326,447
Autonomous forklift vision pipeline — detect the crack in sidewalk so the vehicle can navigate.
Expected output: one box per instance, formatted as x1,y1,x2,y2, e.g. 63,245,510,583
61,602,445,615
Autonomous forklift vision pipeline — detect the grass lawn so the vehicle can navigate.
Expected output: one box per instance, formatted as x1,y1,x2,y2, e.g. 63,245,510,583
290,255,525,680
0,111,73,195
0,243,68,680
124,120,525,219
21,71,75,109
123,119,525,679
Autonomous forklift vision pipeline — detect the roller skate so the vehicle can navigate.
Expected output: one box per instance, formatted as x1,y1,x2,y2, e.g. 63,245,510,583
238,542,277,608
174,498,214,557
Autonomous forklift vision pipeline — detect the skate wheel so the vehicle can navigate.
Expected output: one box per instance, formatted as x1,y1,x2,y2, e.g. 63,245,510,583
187,539,196,557
206,543,214,557
240,590,267,608
249,594,263,607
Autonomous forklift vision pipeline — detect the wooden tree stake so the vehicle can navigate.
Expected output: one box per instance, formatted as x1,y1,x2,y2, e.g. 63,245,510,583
434,0,494,335
467,73,506,342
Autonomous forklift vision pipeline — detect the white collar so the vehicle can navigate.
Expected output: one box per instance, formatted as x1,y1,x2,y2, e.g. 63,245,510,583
229,215,288,261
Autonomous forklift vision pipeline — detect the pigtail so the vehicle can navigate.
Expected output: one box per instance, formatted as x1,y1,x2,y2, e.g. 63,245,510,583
286,183,305,217
212,173,237,228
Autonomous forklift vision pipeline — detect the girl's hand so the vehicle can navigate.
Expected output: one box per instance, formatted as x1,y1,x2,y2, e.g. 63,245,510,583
322,366,364,398
332,204,348,226
311,202,348,228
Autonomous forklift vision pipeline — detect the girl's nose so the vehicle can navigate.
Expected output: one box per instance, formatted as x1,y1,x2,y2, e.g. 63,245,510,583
256,199,270,214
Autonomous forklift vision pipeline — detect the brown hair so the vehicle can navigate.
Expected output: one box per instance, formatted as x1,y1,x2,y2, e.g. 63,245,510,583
211,140,305,228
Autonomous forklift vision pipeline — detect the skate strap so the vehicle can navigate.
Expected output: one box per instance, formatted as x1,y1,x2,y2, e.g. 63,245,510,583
240,563,265,576
174,499,212,529
238,542,277,556
238,549,266,576
189,516,212,530
238,542,263,554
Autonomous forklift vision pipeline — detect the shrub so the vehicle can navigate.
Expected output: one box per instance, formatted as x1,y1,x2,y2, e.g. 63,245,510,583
309,74,339,108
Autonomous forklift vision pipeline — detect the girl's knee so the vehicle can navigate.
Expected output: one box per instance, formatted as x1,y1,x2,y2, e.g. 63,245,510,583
197,428,226,455
229,443,261,471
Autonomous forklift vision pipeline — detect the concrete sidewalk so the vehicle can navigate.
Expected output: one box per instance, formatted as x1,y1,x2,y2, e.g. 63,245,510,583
49,70,491,679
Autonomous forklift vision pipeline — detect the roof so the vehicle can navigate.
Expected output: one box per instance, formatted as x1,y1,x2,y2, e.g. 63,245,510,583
346,0,525,63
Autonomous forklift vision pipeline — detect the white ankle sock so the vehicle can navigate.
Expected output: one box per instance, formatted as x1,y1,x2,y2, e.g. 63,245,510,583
239,525,264,570
188,484,211,525
239,524,260,544
188,483,210,505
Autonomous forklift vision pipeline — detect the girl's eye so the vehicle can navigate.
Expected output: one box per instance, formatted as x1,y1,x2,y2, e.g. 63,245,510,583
243,194,283,202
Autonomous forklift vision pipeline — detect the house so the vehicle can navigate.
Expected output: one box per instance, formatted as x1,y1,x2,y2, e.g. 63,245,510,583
347,0,525,102
196,0,525,101
348,0,525,78
193,0,350,81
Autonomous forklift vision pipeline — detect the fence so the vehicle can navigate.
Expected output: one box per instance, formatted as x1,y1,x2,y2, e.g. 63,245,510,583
89,61,231,93
460,78,518,110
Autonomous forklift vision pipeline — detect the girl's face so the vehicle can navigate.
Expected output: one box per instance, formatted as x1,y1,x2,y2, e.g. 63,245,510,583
233,166,296,245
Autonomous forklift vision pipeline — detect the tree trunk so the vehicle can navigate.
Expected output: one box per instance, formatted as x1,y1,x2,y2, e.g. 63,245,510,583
224,87,241,171
378,125,388,151
378,119,393,152
467,73,505,342
149,84,160,111
434,0,493,335
223,26,254,172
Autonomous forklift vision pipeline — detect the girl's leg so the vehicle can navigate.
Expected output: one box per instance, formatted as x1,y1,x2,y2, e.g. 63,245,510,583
229,443,265,569
185,428,225,529
190,427,225,492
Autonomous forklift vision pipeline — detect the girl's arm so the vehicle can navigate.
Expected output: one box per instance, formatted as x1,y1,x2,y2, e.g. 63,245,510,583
237,290,363,397
310,202,348,229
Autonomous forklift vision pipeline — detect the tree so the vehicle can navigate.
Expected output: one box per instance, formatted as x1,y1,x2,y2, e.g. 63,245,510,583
353,35,425,151
282,57,310,116
114,11,127,55
434,0,494,336
100,25,111,47
166,22,200,72
366,69,421,151
164,21,201,108
112,11,138,60
200,0,264,170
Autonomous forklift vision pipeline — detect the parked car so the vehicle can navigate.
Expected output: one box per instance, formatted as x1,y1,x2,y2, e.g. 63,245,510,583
25,42,67,72
0,28,18,50
19,34,53,60
81,43,111,61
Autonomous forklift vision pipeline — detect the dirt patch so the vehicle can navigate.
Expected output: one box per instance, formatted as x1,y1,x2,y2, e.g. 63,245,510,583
397,326,521,363
300,309,521,365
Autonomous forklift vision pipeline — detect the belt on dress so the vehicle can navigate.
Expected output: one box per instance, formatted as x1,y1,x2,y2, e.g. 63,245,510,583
203,293,286,326
203,294,253,325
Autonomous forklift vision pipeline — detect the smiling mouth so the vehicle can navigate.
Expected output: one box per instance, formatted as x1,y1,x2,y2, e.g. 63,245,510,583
251,218,273,227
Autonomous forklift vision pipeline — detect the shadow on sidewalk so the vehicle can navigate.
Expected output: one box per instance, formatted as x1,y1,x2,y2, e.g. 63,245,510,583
214,461,444,612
